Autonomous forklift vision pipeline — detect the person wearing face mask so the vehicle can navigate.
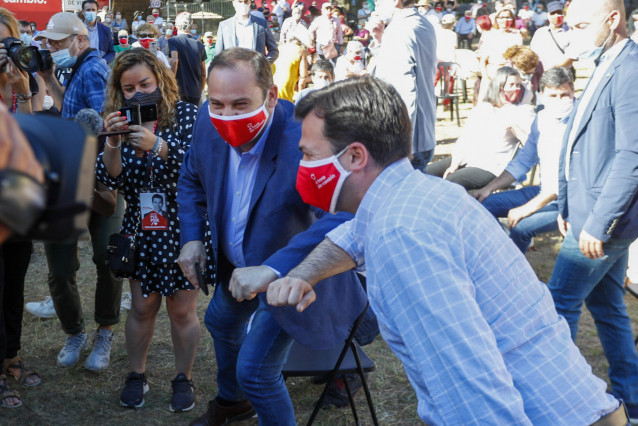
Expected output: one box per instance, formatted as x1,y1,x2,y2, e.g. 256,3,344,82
426,67,535,190
203,31,216,64
353,19,371,48
178,47,366,426
294,59,334,102
366,0,437,172
280,5,307,44
546,0,638,421
132,23,170,68
168,13,207,105
530,1,548,32
530,2,576,72
273,30,309,100
474,67,574,253
502,44,542,104
99,48,201,412
333,39,366,81
115,30,131,54
455,10,476,49
152,8,164,29
215,0,279,63
308,3,341,61
81,0,115,64
158,23,174,56
110,11,128,35
266,75,628,426
630,9,638,42
132,11,144,34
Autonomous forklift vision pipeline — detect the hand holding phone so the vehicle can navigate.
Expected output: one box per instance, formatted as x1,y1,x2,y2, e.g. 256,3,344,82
195,263,208,295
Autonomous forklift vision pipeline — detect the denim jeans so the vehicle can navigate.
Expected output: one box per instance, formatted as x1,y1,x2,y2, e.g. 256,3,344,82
548,229,638,405
204,282,295,426
410,149,434,174
482,185,559,253
44,193,125,334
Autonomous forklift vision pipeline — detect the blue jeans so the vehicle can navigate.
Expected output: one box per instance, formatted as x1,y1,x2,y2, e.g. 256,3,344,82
548,229,638,406
204,282,295,426
482,186,559,253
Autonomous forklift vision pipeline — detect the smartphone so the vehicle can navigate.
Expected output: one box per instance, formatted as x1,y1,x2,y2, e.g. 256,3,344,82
139,103,158,122
195,263,208,295
118,105,141,125
149,40,158,56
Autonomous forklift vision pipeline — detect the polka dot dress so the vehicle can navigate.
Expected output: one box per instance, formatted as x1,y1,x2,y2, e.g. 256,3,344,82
96,101,214,296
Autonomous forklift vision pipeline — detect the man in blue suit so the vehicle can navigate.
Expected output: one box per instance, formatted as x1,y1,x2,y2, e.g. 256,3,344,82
547,0,638,420
177,48,365,426
81,0,115,64
214,0,279,63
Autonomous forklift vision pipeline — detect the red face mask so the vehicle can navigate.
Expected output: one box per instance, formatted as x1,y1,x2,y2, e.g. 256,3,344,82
504,19,514,28
119,37,128,45
435,6,442,12
353,55,361,61
523,5,529,10
465,16,470,21
209,100,269,148
153,12,159,17
295,147,351,213
138,37,153,49
553,15,564,26
502,87,520,103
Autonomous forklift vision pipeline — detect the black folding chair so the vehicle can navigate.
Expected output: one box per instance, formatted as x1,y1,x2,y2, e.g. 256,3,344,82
436,61,462,126
282,304,378,426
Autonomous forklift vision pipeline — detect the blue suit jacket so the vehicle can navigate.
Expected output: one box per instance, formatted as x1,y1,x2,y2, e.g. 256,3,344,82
214,15,279,63
178,100,366,349
558,40,638,242
96,22,115,64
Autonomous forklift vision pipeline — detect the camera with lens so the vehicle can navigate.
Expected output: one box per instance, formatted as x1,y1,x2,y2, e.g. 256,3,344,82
2,37,53,72
0,114,97,241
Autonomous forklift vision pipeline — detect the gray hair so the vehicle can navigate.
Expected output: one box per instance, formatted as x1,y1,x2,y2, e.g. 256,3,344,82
175,12,191,31
539,67,574,92
484,66,521,106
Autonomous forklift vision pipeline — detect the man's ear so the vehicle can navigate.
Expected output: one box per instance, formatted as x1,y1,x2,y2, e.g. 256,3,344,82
345,142,369,172
267,84,279,109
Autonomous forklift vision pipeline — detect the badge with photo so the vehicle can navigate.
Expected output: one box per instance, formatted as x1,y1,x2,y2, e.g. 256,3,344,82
140,189,168,231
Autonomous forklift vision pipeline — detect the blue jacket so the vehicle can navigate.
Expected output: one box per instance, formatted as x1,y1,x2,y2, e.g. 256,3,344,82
95,22,115,64
178,100,366,349
558,40,638,242
214,15,279,63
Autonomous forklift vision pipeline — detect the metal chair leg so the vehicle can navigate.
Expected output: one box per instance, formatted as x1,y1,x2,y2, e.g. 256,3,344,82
351,341,379,426
343,373,361,426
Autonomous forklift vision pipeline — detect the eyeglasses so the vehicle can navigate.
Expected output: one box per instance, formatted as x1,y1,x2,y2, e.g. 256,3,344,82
46,35,75,49
138,33,154,38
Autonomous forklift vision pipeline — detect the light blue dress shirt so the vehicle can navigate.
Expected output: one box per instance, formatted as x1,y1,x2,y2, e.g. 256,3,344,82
327,158,618,424
221,117,273,267
454,18,476,35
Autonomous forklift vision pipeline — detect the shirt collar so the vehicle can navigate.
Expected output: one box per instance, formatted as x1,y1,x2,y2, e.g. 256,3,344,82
234,15,253,26
599,38,628,65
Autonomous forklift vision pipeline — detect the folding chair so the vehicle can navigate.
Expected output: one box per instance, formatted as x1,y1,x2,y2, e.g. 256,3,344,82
282,304,378,426
435,62,461,126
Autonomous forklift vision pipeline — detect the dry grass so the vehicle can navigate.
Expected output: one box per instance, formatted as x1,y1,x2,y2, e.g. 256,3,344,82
4,62,634,425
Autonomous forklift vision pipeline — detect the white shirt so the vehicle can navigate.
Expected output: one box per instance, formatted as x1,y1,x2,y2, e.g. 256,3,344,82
436,28,457,62
234,16,254,49
530,26,573,69
536,109,566,196
452,102,536,176
334,56,365,81
532,11,548,27
565,39,628,179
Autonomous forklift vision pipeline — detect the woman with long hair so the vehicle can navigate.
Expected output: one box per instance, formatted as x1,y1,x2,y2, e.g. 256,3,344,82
426,66,535,190
97,48,209,412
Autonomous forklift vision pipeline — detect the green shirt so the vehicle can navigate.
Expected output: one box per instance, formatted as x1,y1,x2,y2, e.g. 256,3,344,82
205,45,215,63
114,45,131,53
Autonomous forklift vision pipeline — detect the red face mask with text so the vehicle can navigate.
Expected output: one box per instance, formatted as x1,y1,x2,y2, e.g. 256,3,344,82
553,15,564,26
502,87,521,103
295,147,351,214
138,37,153,49
209,100,269,148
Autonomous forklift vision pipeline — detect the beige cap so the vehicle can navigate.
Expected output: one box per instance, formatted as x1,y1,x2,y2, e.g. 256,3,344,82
204,31,214,38
35,12,88,41
441,14,455,24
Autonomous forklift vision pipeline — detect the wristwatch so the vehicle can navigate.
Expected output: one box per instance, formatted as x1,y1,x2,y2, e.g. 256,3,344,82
0,169,46,236
15,93,32,103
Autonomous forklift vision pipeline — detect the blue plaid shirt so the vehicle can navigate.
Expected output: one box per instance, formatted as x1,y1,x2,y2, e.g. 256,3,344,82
62,49,109,119
327,158,618,425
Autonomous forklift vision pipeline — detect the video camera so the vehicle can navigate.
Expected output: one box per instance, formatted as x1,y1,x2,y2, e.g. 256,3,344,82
1,114,97,241
2,37,53,73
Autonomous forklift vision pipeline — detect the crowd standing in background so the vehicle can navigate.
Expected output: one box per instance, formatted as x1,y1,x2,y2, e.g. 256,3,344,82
0,0,637,424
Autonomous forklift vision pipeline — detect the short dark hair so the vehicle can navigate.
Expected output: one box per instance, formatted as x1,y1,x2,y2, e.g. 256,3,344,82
208,48,273,98
311,60,334,78
295,76,412,168
539,67,573,92
152,194,163,202
18,20,28,27
82,0,98,10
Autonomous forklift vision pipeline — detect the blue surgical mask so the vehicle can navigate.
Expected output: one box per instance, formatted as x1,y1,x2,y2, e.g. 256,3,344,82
85,11,97,22
138,15,143,20
190,29,197,35
20,33,32,45
571,14,614,62
51,48,77,68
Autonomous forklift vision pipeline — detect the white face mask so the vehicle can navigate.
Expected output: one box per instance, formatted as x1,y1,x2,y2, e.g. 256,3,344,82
312,79,330,89
542,96,574,119
234,2,251,16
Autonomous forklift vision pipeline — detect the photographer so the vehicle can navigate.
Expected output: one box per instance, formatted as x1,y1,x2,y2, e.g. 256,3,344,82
0,8,35,114
34,12,109,119
98,49,201,411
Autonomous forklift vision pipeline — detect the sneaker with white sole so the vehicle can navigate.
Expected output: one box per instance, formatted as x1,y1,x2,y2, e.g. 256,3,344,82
25,296,57,319
84,329,114,372
57,331,88,368
120,292,132,311
120,372,149,408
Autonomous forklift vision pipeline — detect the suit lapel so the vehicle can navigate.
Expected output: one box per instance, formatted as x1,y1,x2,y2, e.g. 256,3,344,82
211,138,230,237
227,21,237,47
247,105,283,216
569,42,631,147
252,21,259,50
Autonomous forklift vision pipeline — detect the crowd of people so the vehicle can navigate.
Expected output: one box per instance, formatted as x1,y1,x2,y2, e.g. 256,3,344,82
0,0,637,424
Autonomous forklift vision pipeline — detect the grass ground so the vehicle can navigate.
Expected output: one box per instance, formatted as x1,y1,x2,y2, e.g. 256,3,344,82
3,61,635,426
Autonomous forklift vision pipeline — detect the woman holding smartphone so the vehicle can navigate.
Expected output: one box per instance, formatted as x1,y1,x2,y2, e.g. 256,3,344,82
97,48,210,413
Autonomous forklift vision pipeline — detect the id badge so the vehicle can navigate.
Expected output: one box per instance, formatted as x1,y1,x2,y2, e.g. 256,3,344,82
140,188,168,231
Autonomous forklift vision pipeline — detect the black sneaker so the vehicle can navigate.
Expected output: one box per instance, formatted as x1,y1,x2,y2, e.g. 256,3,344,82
169,373,195,412
120,372,149,409
319,373,363,409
